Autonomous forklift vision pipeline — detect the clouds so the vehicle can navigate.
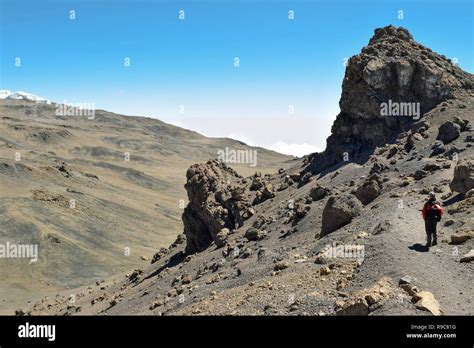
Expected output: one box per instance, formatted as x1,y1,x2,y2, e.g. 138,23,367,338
224,134,322,157
268,141,322,157
165,115,333,157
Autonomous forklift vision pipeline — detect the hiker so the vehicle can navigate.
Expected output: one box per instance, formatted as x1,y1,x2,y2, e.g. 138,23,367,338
421,192,444,247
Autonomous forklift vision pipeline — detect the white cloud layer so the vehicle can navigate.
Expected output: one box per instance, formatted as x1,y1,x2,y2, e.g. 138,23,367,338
166,115,334,158
225,134,322,157
268,141,322,157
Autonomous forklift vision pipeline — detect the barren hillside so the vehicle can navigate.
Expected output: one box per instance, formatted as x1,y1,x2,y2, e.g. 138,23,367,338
0,99,293,313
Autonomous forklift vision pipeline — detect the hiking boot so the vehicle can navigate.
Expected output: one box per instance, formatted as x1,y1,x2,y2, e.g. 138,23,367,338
432,239,438,246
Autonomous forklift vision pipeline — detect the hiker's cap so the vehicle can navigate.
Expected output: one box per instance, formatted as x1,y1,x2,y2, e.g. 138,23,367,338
429,191,436,198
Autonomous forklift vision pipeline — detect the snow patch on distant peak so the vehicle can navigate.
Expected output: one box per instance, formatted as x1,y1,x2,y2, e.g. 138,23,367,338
0,90,12,99
0,90,51,104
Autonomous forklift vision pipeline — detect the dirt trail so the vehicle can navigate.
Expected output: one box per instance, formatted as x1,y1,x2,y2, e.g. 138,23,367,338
398,198,473,315
355,193,473,315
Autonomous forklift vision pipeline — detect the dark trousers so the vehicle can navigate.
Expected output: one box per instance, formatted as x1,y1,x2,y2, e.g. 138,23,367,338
425,218,438,245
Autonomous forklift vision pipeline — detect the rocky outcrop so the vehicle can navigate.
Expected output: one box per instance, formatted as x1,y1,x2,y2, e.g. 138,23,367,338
321,194,363,236
182,160,249,254
335,277,402,315
307,25,473,173
450,159,474,195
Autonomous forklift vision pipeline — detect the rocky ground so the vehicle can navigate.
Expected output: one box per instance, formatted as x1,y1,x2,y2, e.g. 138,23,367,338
0,98,292,314
18,25,474,316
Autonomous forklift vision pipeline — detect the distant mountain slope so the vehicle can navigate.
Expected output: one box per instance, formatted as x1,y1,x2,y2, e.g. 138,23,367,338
0,90,51,104
0,98,293,313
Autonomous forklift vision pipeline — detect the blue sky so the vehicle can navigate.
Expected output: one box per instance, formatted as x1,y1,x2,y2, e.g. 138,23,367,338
1,0,473,156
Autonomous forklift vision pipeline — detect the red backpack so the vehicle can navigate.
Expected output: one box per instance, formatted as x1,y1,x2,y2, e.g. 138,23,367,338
422,201,444,220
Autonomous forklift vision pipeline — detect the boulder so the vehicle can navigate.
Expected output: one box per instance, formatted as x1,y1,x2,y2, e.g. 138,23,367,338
262,183,275,199
181,273,192,285
321,194,363,236
356,178,381,205
422,163,441,172
314,250,332,264
460,250,474,263
414,170,428,180
309,184,329,201
214,228,229,248
398,275,415,286
453,116,470,131
386,145,399,159
335,299,370,316
450,159,474,195
437,121,461,144
398,276,419,296
244,228,267,241
450,231,473,244
431,140,446,156
444,219,455,226
319,266,331,275
250,177,264,191
413,291,442,316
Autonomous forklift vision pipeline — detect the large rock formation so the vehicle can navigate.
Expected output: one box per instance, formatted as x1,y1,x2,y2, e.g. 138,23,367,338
450,159,474,195
307,25,473,173
182,160,250,254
